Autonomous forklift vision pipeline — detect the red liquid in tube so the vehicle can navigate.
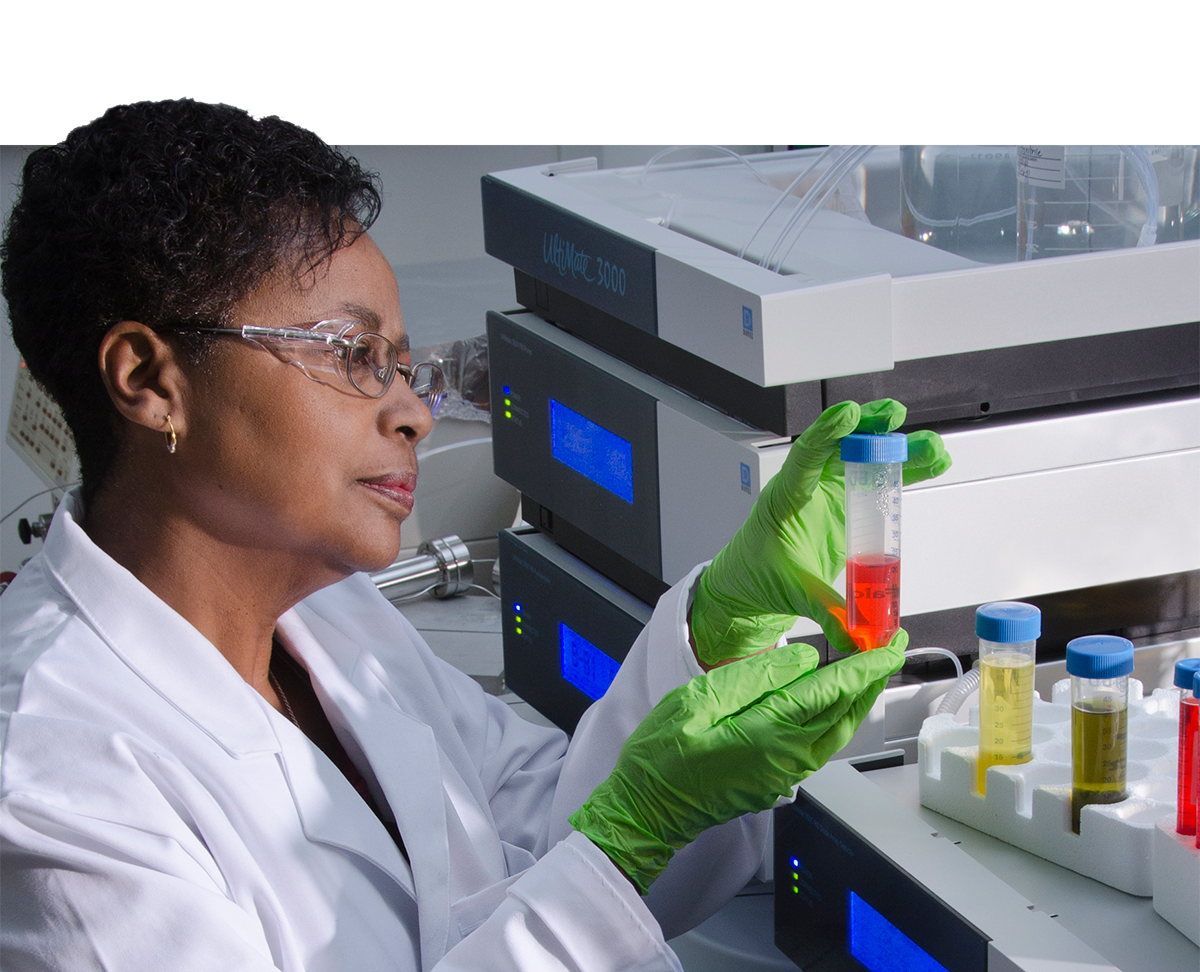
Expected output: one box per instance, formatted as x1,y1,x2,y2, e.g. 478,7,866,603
846,554,900,651
1180,697,1199,835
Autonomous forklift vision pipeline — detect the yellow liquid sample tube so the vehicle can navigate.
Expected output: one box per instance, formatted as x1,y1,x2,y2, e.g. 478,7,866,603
1071,701,1128,833
977,653,1035,793
1066,635,1133,834
974,602,1041,796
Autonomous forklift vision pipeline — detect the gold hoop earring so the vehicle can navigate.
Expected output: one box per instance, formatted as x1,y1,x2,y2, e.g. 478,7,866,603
164,415,177,455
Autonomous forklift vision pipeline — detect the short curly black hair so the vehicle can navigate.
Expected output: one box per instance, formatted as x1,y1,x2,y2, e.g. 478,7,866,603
1,99,382,506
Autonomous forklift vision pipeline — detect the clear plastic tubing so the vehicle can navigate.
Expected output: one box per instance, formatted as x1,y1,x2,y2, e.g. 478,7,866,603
975,602,1041,794
1176,658,1200,835
840,433,907,651
1066,635,1134,834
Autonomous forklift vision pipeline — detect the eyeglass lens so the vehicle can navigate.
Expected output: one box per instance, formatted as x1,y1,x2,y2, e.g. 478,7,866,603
342,333,443,410
342,333,394,397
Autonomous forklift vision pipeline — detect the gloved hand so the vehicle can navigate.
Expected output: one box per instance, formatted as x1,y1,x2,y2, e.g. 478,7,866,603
691,399,950,665
570,631,907,893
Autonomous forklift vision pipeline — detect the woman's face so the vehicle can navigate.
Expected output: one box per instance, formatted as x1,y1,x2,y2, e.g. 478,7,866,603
176,233,433,579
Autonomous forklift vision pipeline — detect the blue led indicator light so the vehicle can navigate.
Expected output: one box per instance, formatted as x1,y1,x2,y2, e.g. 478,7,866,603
791,858,800,868
503,385,511,395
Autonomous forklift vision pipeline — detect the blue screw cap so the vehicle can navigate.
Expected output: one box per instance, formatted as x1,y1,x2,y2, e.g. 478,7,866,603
1066,636,1135,679
976,602,1041,643
1173,657,1200,689
840,433,908,464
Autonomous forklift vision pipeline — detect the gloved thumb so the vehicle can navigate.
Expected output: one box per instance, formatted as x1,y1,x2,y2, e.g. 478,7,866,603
697,641,822,711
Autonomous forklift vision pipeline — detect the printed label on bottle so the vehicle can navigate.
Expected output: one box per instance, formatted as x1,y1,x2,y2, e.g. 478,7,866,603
1017,146,1066,189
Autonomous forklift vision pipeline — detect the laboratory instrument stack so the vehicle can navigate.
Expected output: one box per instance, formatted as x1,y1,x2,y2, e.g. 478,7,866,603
481,145,1200,745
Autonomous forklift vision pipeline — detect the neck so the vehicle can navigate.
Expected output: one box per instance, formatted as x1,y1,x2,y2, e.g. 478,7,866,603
83,475,345,692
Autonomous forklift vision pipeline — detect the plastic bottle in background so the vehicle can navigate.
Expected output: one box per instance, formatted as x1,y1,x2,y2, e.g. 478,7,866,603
1012,94,1200,259
975,602,1041,794
1177,659,1200,835
840,433,907,651
902,94,1012,262
1067,635,1134,834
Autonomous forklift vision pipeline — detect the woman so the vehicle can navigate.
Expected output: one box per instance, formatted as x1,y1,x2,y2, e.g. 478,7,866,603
0,101,949,971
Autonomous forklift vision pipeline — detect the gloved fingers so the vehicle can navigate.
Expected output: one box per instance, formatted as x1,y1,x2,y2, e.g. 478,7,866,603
882,625,911,660
902,429,953,486
837,627,909,673
853,399,906,434
751,644,903,731
793,631,906,695
798,400,862,453
819,607,859,656
691,569,800,664
700,640,822,709
799,681,888,772
773,401,861,502
789,577,860,657
764,565,840,622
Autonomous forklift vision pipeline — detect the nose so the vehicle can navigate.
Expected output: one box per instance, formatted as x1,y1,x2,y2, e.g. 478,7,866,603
380,374,434,444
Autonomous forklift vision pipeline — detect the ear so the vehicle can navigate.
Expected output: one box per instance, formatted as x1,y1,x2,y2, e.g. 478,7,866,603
97,322,190,438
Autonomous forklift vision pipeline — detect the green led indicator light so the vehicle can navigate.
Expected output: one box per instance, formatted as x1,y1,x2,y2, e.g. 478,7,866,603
515,627,523,635
792,886,798,894
792,872,799,880
505,410,512,419
504,398,511,406
515,615,522,623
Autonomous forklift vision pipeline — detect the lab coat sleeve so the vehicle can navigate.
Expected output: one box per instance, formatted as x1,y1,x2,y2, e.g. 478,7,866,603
3,790,681,972
439,833,680,972
547,564,773,939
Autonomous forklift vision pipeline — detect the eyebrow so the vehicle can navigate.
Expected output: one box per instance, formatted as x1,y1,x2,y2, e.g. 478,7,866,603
338,303,410,354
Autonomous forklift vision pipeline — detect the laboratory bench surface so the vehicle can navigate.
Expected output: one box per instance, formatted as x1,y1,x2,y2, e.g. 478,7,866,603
397,588,1199,972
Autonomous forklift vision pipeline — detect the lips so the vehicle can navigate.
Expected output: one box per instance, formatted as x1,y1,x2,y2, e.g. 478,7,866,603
358,472,417,511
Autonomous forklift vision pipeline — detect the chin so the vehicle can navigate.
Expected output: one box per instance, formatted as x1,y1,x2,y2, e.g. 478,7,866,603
339,530,404,577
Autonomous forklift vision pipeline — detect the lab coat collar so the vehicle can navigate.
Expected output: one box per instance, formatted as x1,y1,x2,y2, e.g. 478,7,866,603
41,490,279,758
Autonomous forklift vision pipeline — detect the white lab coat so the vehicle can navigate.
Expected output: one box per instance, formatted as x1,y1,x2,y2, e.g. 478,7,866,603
0,492,769,971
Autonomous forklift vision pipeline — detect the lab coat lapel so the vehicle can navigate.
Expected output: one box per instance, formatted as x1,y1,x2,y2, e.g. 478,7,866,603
272,712,415,897
354,676,452,969
278,611,453,969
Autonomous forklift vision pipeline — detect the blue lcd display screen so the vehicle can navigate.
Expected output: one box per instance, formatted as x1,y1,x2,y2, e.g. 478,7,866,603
549,400,633,504
849,891,951,972
560,623,621,701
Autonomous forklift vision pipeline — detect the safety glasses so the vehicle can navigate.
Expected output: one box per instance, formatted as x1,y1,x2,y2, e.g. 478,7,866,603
178,319,445,412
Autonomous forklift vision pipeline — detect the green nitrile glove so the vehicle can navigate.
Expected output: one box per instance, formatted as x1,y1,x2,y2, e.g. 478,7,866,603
570,631,908,894
691,399,951,665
